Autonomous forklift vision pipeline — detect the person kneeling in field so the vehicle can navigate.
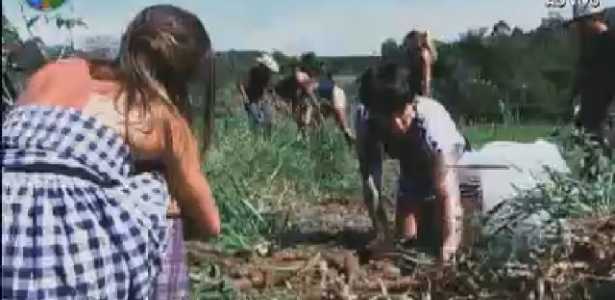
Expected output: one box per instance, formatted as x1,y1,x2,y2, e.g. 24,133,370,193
356,63,465,262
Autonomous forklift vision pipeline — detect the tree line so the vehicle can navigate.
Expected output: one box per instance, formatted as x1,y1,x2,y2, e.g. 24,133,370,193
214,10,615,124
4,9,614,123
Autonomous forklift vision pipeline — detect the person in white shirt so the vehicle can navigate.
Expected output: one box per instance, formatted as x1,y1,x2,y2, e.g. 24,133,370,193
355,63,466,262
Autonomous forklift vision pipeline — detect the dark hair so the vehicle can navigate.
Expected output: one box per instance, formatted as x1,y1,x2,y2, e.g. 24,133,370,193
91,5,215,153
402,30,437,61
361,63,413,115
404,30,418,40
299,52,320,76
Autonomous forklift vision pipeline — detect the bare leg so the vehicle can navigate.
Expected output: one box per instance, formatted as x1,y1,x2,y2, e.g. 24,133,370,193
261,100,273,138
303,102,313,129
395,200,421,240
293,99,310,137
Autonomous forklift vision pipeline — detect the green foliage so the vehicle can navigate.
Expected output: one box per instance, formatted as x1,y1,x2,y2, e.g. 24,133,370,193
203,116,357,251
463,124,555,146
479,130,614,264
431,18,578,123
380,38,400,61
2,11,22,45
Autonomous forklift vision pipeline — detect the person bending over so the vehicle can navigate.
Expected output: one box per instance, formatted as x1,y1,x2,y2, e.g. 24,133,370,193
238,53,280,135
356,63,465,262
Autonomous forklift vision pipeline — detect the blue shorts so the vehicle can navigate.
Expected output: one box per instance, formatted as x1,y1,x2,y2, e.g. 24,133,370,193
397,176,436,203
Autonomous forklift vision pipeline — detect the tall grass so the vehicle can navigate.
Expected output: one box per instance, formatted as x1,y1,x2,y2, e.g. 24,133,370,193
202,116,357,251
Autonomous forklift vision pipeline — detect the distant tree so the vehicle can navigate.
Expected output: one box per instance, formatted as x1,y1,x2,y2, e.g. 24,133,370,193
271,50,296,74
2,10,22,46
605,7,615,27
511,27,524,37
491,20,511,37
380,38,399,61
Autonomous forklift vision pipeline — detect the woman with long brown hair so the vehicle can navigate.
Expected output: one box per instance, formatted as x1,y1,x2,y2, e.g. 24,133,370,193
1,5,219,299
402,30,437,97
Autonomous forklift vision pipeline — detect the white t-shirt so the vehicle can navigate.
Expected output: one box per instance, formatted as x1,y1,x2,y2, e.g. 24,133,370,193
414,96,466,160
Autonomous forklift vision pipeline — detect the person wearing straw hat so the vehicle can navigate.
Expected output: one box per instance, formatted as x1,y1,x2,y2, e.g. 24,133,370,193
566,5,615,151
238,52,280,135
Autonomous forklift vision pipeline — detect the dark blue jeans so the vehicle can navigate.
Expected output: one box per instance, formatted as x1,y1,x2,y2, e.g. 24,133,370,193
245,97,272,131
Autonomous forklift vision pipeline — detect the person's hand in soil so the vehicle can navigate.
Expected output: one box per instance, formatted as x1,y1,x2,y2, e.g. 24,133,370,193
366,236,396,258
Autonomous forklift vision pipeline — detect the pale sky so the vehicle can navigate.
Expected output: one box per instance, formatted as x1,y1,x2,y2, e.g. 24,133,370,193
4,0,614,56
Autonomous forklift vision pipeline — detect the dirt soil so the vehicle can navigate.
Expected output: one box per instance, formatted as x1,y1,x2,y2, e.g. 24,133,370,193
187,199,615,300
187,199,423,299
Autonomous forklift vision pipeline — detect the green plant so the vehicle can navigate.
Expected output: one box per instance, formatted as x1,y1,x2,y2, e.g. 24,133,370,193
203,116,357,252
478,129,613,263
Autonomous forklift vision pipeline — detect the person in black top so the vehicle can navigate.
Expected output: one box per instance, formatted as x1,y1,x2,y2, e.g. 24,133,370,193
238,53,280,135
567,7,615,150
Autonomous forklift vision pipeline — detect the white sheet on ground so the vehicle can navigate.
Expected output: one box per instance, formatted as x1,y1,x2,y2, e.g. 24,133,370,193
457,139,569,212
457,139,571,254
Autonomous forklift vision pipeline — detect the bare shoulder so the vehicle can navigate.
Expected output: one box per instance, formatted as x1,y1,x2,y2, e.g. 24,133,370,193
25,58,88,85
37,58,89,76
18,58,91,106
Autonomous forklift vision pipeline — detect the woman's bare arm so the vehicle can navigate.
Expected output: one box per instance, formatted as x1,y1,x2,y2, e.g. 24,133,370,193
160,110,221,237
432,152,462,262
237,78,248,104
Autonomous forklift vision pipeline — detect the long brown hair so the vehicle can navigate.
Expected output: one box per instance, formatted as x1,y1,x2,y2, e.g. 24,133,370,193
403,30,437,62
89,5,215,154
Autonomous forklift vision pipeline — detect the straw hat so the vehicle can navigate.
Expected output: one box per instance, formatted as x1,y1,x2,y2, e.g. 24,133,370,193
255,53,279,73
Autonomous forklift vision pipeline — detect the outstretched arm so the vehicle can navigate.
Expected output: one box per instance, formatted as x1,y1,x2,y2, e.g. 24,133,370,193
161,111,221,237
422,100,466,262
432,152,462,262
237,76,249,105
356,117,388,241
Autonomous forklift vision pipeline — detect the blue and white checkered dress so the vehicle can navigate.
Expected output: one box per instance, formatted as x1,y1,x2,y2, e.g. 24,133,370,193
2,105,170,299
